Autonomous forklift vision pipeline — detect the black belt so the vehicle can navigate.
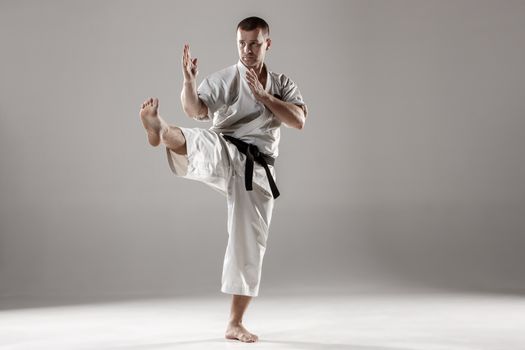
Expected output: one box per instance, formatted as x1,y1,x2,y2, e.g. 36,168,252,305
222,135,280,199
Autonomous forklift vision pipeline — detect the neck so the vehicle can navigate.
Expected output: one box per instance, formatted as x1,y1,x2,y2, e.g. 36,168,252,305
253,62,264,75
241,60,265,76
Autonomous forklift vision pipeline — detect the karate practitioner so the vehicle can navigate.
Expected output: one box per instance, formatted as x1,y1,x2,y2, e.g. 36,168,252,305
139,16,307,342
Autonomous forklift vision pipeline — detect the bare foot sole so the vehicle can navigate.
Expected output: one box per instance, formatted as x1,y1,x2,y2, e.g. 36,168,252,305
225,323,259,343
140,97,166,147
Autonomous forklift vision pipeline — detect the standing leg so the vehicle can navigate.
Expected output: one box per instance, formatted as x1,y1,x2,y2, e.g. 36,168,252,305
221,175,274,297
225,295,258,342
222,174,275,342
140,97,187,155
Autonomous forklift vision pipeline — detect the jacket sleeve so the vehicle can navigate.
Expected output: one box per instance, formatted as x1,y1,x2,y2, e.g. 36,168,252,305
197,76,225,121
279,74,308,118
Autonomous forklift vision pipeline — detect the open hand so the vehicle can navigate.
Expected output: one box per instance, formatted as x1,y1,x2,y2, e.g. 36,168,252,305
181,43,198,82
245,68,269,101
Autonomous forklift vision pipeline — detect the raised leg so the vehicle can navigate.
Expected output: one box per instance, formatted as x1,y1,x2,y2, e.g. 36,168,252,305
161,125,187,155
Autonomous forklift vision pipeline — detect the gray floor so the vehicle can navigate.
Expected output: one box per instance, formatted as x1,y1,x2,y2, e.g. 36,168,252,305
1,287,524,350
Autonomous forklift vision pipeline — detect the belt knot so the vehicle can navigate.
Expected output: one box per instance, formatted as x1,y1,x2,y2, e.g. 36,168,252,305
222,135,280,199
247,144,260,159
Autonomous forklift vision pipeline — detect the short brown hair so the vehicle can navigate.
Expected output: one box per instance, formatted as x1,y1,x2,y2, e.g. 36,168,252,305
236,16,270,36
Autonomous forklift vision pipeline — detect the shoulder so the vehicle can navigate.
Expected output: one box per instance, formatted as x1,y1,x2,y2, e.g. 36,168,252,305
198,64,238,94
269,70,300,90
268,69,306,108
205,64,238,83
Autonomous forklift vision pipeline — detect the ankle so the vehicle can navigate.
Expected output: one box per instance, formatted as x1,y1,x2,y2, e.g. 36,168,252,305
159,123,170,141
228,319,243,326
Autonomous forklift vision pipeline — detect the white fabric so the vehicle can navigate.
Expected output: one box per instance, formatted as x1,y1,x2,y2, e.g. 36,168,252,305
166,127,274,297
196,59,307,158
164,60,306,297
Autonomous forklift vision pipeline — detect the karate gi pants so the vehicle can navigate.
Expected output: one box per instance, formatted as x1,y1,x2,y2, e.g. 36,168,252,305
165,127,275,297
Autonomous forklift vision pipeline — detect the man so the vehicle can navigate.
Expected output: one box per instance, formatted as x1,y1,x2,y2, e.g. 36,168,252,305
139,16,307,343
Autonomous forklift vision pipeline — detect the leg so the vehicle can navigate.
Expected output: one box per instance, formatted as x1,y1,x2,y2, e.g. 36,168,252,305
139,97,187,155
161,125,187,155
221,175,274,297
225,294,258,342
222,176,275,343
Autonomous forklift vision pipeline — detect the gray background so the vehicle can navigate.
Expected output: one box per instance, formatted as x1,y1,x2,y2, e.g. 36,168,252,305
1,0,524,299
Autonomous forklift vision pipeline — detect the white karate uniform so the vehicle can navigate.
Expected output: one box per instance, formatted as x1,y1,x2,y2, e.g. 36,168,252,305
166,59,307,297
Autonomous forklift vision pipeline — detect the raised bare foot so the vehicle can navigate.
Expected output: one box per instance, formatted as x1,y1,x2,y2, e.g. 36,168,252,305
225,322,259,343
140,97,167,147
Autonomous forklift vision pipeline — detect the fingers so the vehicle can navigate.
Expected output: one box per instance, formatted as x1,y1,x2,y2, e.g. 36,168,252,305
182,44,199,77
184,44,192,63
245,70,258,87
246,76,254,87
182,44,189,68
245,70,252,81
191,58,198,75
245,68,258,82
245,74,255,90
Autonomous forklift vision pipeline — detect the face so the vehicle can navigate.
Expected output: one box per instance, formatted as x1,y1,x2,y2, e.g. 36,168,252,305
237,28,271,68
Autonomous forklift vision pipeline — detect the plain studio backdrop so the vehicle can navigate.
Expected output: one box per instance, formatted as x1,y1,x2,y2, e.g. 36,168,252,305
0,0,524,300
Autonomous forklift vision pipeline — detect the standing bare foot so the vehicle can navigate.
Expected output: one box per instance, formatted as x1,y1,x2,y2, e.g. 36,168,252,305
140,97,167,147
225,322,259,343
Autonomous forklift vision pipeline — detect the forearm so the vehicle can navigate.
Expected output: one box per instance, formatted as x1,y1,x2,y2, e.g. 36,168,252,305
181,80,207,119
260,94,306,129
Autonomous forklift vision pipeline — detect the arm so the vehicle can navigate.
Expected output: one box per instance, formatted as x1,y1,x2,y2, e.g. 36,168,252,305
259,95,306,130
245,67,307,130
181,80,208,120
180,43,209,120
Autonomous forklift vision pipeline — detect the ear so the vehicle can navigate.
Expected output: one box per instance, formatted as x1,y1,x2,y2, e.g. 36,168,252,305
266,38,272,50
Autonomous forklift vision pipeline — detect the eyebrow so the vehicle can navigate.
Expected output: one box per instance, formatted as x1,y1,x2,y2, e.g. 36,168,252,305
238,40,260,43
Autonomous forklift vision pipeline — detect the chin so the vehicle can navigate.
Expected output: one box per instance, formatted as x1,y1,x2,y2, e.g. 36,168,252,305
242,58,256,65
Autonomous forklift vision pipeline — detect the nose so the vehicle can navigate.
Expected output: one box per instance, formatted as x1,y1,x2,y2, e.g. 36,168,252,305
243,46,252,54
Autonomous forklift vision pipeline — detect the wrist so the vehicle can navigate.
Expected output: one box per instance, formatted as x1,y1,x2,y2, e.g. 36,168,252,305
259,91,272,104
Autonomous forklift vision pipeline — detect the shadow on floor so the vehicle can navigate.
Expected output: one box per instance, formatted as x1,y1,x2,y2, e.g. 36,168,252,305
112,337,410,350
